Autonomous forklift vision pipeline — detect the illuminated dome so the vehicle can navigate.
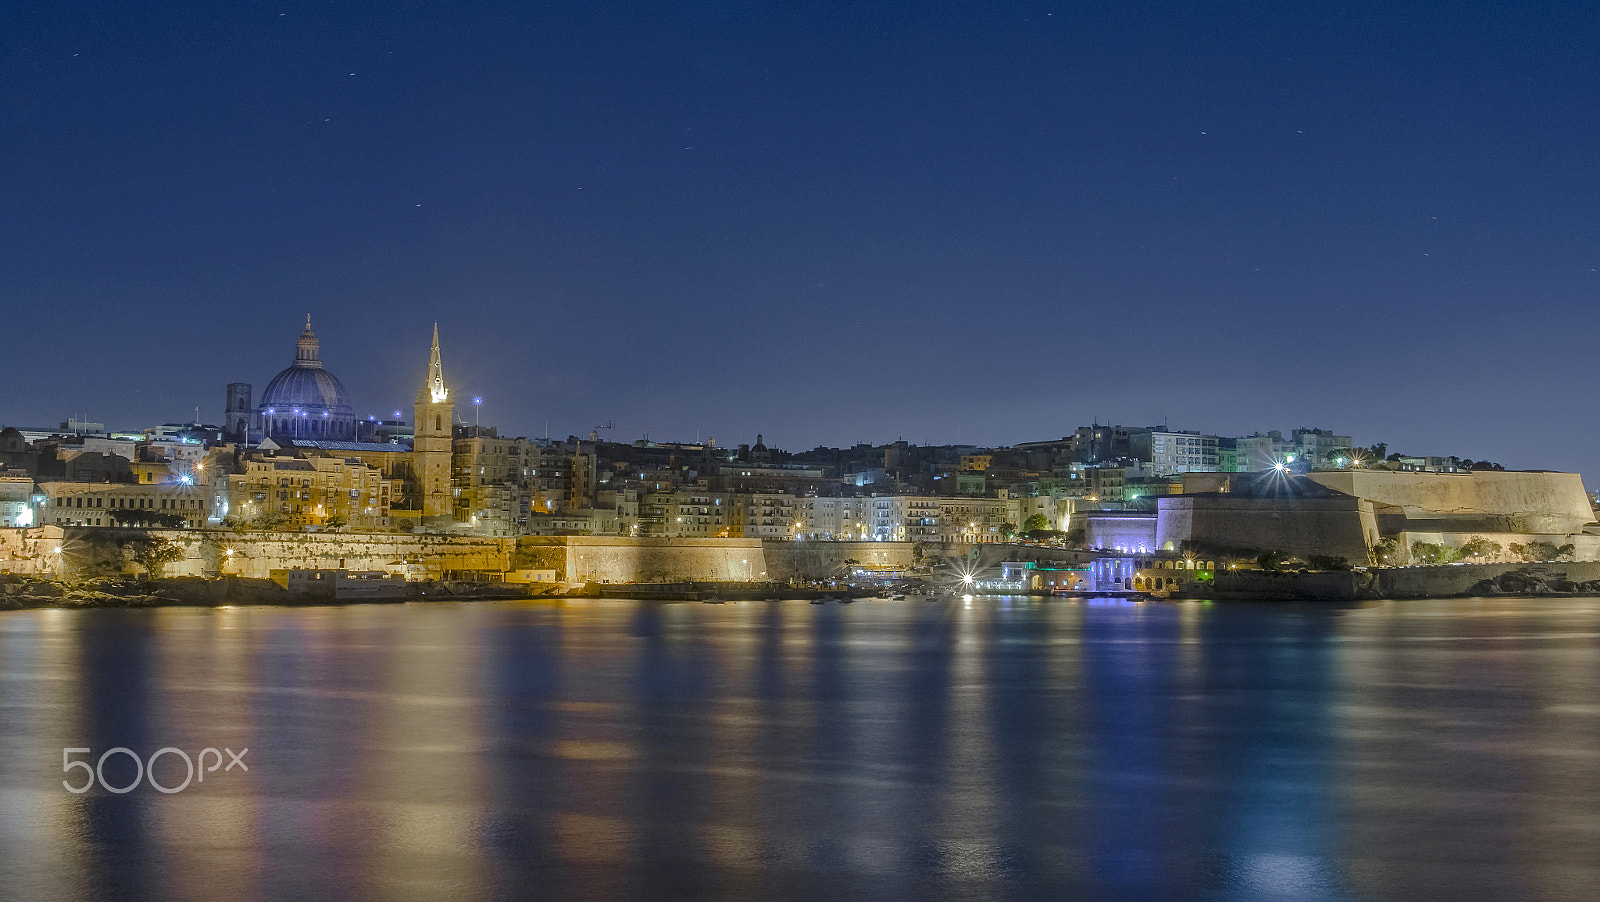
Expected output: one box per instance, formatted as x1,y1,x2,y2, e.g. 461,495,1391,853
257,318,357,441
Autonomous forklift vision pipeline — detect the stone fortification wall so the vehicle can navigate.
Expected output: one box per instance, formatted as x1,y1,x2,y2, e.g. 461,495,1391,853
42,530,1096,587
517,536,767,584
1309,470,1594,535
55,528,516,579
0,527,64,575
1083,514,1158,553
1209,561,1600,600
762,541,1088,582
1369,561,1600,598
1394,531,1600,563
1208,570,1366,601
1157,495,1377,563
762,541,917,581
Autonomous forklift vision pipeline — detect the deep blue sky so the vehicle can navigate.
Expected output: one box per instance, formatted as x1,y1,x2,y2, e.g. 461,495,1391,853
4,2,1597,473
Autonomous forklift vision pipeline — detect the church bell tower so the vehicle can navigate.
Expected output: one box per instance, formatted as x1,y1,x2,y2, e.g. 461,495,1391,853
414,324,455,526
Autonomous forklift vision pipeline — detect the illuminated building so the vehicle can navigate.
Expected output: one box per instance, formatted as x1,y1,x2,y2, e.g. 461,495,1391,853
414,324,455,526
220,454,397,529
1130,430,1220,475
0,471,35,527
245,318,360,443
37,481,209,528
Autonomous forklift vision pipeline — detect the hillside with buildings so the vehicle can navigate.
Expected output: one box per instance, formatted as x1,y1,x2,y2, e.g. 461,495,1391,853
4,323,1597,591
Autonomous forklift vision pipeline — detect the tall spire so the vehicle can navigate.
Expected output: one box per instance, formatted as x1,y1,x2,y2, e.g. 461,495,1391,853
426,323,448,403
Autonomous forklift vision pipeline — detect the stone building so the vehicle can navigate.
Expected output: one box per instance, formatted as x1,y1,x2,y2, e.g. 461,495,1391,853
219,454,398,530
414,324,455,527
38,481,210,528
1,471,37,527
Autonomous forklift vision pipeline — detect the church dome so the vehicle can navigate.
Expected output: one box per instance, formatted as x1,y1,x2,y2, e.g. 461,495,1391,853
257,319,357,441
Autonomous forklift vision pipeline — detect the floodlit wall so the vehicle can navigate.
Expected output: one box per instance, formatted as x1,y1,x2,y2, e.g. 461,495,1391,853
54,528,515,579
1308,470,1595,535
517,536,768,584
1083,514,1158,553
1371,561,1600,598
1156,495,1377,563
1394,531,1600,563
762,540,917,581
0,526,64,575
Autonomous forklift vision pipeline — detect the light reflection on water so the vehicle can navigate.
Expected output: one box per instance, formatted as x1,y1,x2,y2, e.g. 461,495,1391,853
2,597,1599,901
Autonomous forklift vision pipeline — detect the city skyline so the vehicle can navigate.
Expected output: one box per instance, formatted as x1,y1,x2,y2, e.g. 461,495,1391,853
5,3,1598,473
0,314,1560,470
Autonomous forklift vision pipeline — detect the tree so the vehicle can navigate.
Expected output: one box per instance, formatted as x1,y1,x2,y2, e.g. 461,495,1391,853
1365,443,1388,461
1410,541,1461,565
128,537,184,578
252,511,288,530
998,522,1018,540
1257,550,1288,572
1370,537,1404,567
1458,536,1502,560
1022,513,1050,534
325,515,348,531
1513,541,1565,562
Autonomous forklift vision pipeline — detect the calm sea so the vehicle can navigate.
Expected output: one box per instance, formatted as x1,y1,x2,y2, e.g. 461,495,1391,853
1,596,1597,901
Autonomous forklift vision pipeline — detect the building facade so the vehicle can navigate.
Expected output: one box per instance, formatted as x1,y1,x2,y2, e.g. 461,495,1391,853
414,324,455,526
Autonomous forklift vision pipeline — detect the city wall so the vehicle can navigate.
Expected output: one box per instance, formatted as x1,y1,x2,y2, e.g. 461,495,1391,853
761,540,1088,582
1309,470,1594,534
1083,514,1158,553
1156,495,1377,564
1394,531,1600,563
42,529,774,584
53,528,516,580
1208,561,1600,600
0,526,64,575
516,536,766,584
762,541,917,581
1368,561,1600,598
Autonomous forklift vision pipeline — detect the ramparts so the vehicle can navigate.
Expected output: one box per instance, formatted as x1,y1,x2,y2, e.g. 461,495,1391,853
1308,470,1594,535
516,536,766,584
1157,494,1377,564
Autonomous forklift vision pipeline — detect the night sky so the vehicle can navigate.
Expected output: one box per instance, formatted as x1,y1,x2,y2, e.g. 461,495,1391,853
4,3,1597,475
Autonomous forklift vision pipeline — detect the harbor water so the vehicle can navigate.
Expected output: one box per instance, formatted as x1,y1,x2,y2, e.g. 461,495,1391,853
1,596,1597,901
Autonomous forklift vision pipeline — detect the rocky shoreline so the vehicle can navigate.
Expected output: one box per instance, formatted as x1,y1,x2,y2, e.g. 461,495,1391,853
1195,561,1600,601
0,574,557,609
10,563,1600,610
